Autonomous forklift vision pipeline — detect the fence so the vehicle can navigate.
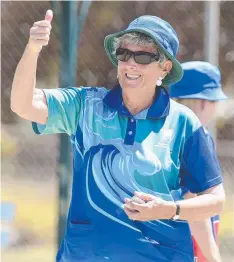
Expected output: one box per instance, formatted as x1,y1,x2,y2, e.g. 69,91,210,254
1,1,234,261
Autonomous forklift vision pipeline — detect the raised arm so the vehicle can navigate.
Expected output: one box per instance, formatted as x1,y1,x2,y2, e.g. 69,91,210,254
11,10,53,124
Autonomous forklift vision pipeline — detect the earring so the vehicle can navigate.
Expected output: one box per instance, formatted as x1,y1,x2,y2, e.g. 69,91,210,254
156,76,163,86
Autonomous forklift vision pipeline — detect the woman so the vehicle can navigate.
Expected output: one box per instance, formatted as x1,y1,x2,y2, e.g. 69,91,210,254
11,10,225,262
169,61,228,262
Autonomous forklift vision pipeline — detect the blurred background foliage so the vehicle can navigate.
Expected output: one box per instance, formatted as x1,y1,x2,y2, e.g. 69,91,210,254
1,1,233,261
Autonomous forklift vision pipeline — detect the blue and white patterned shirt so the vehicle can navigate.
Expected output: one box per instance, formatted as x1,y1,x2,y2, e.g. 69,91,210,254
33,85,222,262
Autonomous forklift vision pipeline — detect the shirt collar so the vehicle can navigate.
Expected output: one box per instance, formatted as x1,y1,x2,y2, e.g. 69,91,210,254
103,84,170,119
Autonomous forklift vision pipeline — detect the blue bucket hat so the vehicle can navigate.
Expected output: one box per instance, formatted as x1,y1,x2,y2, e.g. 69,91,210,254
104,15,183,86
169,61,228,101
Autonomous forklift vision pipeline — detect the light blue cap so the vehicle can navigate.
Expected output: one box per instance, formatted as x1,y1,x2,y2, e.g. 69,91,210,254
169,61,228,101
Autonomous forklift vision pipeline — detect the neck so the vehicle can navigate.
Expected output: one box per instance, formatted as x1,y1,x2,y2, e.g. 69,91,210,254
122,88,157,115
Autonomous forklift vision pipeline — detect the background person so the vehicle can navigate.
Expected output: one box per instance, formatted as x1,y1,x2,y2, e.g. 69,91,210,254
169,60,228,262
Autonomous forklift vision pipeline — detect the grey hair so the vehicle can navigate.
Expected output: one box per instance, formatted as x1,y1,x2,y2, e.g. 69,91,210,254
112,32,166,64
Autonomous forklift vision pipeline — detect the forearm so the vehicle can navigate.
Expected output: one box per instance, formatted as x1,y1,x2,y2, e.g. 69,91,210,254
178,192,225,221
11,45,40,114
189,220,221,262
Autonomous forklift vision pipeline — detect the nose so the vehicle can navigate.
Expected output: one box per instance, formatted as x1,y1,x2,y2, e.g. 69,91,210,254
126,55,137,67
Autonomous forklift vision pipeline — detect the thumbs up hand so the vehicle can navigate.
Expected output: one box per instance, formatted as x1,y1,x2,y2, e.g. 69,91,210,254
28,10,53,53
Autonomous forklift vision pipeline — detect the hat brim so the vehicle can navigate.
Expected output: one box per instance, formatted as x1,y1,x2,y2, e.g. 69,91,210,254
104,28,183,86
170,87,228,101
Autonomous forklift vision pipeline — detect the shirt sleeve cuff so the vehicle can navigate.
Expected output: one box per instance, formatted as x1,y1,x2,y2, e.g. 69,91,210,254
32,122,47,134
191,176,223,193
31,89,54,135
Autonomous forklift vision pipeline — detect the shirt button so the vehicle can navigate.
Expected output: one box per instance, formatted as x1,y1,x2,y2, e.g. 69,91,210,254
131,118,135,123
128,131,133,135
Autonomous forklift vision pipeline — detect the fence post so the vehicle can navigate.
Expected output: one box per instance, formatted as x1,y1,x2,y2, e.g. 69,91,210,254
204,1,220,140
53,0,92,249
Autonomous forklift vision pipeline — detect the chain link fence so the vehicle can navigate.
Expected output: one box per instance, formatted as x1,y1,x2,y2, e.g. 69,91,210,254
1,1,233,261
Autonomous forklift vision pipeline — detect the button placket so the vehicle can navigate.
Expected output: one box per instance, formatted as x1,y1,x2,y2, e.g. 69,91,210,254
124,118,136,145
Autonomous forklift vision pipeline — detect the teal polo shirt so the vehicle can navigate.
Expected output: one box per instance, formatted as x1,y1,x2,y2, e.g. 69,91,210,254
33,85,222,262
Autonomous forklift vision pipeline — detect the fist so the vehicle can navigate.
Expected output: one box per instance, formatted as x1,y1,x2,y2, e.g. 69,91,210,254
28,10,53,53
131,195,146,204
125,195,146,212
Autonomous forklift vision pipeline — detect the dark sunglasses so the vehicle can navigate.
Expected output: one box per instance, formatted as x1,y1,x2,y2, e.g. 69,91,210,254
116,47,161,65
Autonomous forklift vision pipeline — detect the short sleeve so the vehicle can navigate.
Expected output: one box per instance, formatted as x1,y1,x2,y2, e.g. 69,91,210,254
32,87,82,136
180,126,223,193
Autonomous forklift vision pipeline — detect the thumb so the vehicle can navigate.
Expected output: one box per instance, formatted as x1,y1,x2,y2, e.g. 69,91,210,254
45,9,53,23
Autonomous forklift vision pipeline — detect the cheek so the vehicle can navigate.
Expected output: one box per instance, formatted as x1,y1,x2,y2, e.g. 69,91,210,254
212,103,217,112
117,64,122,75
117,62,126,74
210,105,217,118
208,103,217,115
206,106,215,119
143,66,160,83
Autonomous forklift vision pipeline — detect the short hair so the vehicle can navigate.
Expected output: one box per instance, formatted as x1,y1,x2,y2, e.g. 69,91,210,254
112,32,166,64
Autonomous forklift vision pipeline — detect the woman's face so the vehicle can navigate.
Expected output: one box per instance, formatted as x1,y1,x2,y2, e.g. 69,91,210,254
117,43,168,94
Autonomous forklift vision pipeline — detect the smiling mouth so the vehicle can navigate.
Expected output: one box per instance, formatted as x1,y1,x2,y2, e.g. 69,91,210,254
125,73,141,80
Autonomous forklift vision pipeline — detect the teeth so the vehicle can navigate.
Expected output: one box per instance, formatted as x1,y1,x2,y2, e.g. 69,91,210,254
126,73,141,80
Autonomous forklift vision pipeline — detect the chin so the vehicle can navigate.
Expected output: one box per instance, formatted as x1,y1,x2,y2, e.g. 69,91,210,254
121,81,142,90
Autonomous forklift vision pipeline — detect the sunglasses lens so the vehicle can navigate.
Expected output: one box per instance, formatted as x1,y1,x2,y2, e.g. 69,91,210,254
134,54,152,64
134,53,161,64
116,48,129,61
116,48,161,64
